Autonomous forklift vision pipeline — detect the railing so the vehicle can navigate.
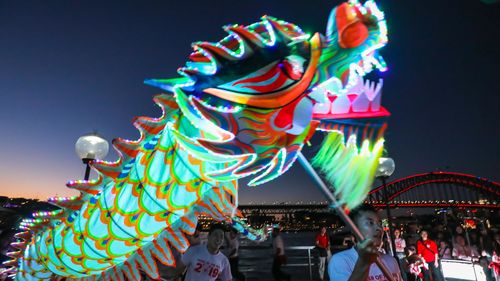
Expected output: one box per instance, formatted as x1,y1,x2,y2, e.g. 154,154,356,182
283,246,316,281
239,244,325,281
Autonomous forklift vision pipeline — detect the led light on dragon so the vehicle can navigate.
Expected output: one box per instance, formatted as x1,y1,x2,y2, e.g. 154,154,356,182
4,1,391,280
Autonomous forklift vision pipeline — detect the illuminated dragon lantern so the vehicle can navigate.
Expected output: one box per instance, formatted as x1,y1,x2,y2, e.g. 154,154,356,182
5,1,389,280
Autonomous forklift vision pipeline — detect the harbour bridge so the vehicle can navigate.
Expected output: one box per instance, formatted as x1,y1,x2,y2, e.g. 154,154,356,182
367,172,499,208
239,172,500,215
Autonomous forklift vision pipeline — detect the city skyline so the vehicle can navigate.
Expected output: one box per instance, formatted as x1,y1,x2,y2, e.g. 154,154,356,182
0,0,498,203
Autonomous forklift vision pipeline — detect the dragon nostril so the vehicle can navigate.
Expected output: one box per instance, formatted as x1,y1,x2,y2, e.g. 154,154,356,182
339,22,369,48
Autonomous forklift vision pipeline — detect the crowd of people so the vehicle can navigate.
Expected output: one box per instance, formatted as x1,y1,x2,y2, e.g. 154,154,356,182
312,205,500,281
2,205,499,281
388,222,500,281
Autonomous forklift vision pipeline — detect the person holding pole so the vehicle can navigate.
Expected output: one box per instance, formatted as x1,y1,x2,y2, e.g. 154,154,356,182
328,204,402,281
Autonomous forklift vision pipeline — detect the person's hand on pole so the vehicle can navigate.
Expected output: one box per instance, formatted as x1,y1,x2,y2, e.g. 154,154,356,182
356,238,379,265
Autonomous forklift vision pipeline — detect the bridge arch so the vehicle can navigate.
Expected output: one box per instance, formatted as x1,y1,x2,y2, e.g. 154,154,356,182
367,172,499,208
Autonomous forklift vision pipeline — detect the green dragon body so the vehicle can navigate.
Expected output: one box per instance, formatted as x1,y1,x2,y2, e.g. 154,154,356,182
4,1,390,280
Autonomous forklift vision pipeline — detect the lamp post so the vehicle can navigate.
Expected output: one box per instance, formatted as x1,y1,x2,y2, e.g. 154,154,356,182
75,133,109,180
376,157,396,257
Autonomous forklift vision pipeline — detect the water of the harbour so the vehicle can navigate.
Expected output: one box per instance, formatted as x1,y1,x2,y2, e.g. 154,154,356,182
238,232,325,281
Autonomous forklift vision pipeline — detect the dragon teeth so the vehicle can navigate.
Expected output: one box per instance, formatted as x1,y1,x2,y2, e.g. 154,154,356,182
312,77,383,115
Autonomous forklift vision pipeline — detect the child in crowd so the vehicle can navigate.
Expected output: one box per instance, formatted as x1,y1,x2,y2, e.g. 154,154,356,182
490,251,500,281
404,246,428,281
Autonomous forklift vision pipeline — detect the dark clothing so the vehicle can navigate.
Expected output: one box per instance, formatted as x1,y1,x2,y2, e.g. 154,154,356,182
317,247,328,257
422,261,444,281
272,256,291,281
229,256,245,281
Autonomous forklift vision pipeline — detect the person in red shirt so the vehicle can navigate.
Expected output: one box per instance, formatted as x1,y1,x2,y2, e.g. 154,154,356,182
315,226,330,281
416,230,443,281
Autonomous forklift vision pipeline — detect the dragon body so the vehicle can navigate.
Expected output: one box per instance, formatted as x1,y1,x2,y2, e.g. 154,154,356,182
5,1,390,280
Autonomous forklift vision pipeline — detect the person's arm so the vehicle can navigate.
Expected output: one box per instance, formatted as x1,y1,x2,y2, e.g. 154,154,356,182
316,235,321,248
177,247,194,278
229,249,237,257
276,246,284,256
420,256,429,269
228,241,237,258
416,241,423,255
275,236,284,256
349,239,380,281
174,259,187,278
432,242,439,267
348,259,373,281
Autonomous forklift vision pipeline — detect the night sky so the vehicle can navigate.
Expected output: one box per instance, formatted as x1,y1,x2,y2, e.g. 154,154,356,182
0,0,498,203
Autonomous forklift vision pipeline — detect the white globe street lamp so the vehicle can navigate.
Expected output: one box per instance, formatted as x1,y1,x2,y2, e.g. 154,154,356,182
376,157,396,178
376,157,397,256
75,133,109,180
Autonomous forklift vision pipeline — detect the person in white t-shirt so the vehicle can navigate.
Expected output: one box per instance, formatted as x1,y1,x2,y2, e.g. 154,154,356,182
452,235,479,261
179,224,232,281
328,204,403,281
394,229,406,259
394,229,408,281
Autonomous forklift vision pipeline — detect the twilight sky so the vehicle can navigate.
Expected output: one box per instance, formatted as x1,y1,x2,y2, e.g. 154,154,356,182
0,0,498,203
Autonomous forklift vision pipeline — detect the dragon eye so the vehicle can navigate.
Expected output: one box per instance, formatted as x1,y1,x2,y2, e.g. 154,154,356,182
216,55,307,94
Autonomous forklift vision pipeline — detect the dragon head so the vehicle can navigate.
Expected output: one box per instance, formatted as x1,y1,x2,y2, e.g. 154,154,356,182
147,0,389,207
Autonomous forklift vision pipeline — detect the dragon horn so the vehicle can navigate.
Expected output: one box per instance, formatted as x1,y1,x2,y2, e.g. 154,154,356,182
144,77,192,93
